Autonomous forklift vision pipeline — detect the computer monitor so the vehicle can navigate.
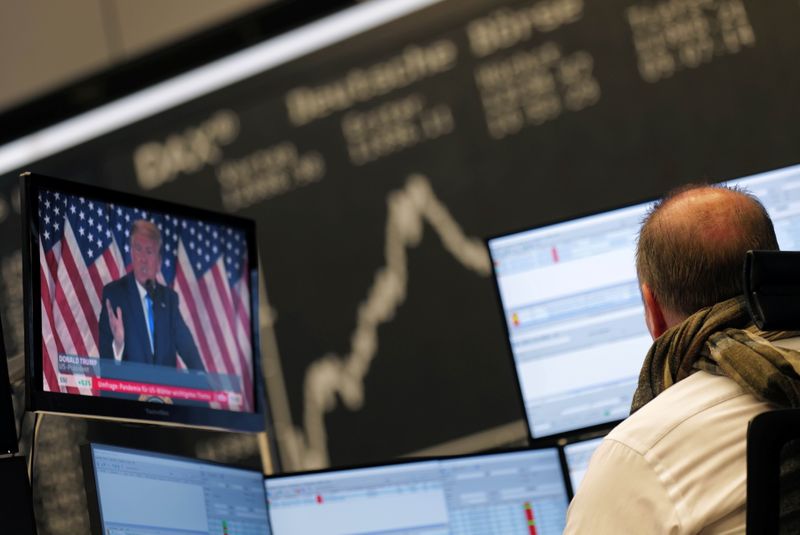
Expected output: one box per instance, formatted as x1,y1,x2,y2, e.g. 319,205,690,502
487,163,800,439
563,436,604,494
488,201,651,438
264,447,570,534
21,172,265,431
82,443,270,535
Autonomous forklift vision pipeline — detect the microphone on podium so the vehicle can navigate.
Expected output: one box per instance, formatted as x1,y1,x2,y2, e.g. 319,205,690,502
144,279,165,308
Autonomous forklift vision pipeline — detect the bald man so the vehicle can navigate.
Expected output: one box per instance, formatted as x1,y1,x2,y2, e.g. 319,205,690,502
564,185,800,534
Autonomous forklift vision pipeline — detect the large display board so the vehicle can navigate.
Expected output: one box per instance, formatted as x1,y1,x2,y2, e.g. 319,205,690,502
1,0,800,474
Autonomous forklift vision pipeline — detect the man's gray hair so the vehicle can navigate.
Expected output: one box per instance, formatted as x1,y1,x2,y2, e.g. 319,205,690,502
635,183,779,317
130,219,162,250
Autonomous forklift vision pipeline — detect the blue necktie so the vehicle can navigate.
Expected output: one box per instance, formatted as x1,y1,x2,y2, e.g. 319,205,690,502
145,294,155,354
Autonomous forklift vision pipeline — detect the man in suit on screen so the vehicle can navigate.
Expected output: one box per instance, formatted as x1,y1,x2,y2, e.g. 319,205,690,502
98,219,204,371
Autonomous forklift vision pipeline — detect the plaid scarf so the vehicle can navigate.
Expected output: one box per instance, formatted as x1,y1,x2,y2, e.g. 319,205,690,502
631,296,800,413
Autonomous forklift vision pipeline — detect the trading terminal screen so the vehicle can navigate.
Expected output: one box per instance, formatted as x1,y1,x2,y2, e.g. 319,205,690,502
265,448,569,535
84,443,270,535
488,164,800,438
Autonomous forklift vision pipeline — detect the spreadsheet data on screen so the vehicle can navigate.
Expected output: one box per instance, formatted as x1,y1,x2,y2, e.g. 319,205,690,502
89,444,270,535
265,448,569,535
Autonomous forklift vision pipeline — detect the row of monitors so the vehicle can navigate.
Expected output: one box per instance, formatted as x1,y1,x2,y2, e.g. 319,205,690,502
84,438,604,535
18,162,800,441
487,163,800,439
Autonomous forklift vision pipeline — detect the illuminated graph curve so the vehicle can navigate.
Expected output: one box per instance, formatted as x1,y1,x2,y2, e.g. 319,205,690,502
285,174,492,468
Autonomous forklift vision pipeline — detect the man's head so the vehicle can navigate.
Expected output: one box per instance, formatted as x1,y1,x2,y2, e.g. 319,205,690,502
636,184,779,338
130,219,162,285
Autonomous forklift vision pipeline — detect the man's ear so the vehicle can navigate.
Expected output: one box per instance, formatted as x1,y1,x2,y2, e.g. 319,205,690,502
641,283,668,339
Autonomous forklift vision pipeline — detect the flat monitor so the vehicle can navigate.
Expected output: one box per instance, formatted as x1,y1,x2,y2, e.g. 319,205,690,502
264,447,570,534
563,436,604,494
487,163,800,439
82,443,270,535
21,172,265,431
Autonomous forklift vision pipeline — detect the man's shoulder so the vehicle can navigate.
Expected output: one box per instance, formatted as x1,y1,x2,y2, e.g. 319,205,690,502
594,372,775,533
157,282,178,300
774,336,800,351
102,273,132,296
609,371,772,454
152,282,180,310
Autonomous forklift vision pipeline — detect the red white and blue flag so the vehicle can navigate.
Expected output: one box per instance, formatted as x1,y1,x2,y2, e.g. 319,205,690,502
38,189,253,411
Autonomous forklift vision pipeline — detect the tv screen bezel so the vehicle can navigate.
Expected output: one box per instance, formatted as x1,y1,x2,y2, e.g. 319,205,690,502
21,172,267,432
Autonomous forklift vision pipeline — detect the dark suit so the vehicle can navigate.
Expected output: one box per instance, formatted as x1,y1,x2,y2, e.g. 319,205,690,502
98,273,204,371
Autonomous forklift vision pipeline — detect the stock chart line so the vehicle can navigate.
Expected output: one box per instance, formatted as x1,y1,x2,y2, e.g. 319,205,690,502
277,174,492,468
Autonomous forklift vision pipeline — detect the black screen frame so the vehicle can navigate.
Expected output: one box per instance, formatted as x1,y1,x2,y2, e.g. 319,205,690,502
21,172,267,432
81,442,268,535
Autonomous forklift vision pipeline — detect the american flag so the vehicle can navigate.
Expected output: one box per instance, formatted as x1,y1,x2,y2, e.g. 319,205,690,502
38,189,253,411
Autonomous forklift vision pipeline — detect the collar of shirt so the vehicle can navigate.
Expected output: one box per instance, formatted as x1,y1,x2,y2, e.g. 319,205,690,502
135,279,149,301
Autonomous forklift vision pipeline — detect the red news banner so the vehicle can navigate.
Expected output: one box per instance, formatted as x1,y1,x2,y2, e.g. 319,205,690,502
93,378,230,403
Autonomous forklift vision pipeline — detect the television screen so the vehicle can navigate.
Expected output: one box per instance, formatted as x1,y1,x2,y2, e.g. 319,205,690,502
488,163,800,439
265,447,570,534
22,173,265,431
82,443,270,535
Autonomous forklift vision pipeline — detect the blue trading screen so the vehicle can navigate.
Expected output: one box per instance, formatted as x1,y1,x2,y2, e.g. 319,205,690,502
488,164,800,438
265,448,569,534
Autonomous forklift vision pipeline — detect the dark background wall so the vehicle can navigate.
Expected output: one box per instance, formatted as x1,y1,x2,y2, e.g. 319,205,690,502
1,0,800,532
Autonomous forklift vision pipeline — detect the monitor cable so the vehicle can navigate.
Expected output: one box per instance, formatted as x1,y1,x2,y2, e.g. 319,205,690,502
16,405,26,448
27,412,41,481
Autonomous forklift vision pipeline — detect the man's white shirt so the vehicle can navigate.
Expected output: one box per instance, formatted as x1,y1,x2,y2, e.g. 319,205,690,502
564,370,774,534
